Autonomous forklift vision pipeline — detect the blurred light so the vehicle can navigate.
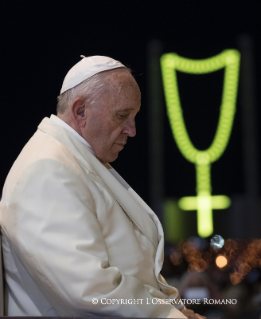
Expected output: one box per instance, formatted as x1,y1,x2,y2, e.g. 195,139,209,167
170,249,182,265
179,237,261,285
210,234,225,250
188,236,208,250
160,50,240,238
230,272,242,285
216,255,228,268
182,238,210,272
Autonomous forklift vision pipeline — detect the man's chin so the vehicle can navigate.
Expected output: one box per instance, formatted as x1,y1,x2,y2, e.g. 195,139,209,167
107,153,119,163
98,152,120,164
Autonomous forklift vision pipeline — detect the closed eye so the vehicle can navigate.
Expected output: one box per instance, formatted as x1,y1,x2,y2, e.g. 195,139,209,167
118,114,128,119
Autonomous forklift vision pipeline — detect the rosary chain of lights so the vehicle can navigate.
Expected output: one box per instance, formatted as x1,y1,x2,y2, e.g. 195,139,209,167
160,50,240,165
160,50,240,237
196,163,211,194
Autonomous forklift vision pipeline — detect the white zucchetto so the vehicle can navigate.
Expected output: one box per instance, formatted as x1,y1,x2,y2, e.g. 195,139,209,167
60,55,126,94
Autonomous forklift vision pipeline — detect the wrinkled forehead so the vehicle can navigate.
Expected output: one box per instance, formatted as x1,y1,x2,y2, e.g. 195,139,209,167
100,68,140,93
93,70,141,112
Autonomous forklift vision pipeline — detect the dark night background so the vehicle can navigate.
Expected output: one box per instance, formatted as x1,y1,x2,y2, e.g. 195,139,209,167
1,1,260,237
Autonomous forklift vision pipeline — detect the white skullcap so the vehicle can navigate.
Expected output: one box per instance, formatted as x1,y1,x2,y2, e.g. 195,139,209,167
60,55,126,94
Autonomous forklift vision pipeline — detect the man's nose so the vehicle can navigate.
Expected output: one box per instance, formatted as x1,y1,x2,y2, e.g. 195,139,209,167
123,120,136,137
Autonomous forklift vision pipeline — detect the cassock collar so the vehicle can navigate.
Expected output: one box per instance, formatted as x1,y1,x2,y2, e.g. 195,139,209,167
50,114,95,156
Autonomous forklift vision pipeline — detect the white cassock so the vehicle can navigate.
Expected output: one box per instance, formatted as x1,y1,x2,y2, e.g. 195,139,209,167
0,116,186,318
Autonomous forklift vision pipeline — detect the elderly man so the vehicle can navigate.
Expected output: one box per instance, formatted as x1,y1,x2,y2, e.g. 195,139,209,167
0,56,204,319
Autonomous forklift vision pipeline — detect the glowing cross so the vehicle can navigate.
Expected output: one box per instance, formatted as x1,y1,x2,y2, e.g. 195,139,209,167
179,159,231,237
160,50,240,237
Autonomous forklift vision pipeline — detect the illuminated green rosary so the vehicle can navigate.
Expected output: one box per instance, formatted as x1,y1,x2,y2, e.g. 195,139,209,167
160,50,240,237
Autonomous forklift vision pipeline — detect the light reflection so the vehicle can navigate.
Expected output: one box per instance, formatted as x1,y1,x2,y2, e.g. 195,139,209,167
169,237,261,285
216,255,228,268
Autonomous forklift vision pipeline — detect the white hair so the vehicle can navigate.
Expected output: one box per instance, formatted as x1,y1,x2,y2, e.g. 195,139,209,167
56,67,130,114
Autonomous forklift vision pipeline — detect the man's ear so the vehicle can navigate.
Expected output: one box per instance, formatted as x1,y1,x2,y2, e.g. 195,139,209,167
71,97,87,127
